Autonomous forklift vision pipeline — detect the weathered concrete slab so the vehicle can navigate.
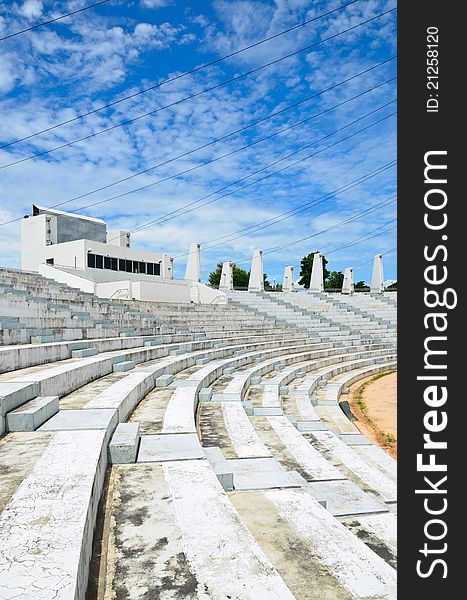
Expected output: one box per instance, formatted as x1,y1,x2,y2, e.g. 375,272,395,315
353,445,397,481
113,360,135,372
138,433,205,462
267,488,396,598
155,373,174,387
163,460,296,598
253,407,283,416
71,347,98,358
39,408,118,434
221,402,271,458
339,432,372,445
0,381,38,435
198,387,213,402
267,416,346,482
6,395,59,431
109,422,140,464
0,430,107,600
203,447,234,491
340,512,397,561
295,420,328,432
225,457,295,490
305,479,388,516
85,372,154,423
0,381,38,416
310,430,397,502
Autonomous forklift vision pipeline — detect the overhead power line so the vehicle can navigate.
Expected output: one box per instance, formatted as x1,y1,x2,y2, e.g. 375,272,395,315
0,58,395,228
233,219,397,265
107,89,396,243
354,246,397,268
325,220,397,255
78,106,396,224
173,193,396,260
0,0,364,147
1,8,396,167
0,0,112,42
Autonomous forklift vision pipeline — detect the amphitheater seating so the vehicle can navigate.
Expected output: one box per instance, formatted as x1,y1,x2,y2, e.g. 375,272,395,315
0,268,397,599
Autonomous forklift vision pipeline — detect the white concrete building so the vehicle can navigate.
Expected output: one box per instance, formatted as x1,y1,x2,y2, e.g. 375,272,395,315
20,205,225,304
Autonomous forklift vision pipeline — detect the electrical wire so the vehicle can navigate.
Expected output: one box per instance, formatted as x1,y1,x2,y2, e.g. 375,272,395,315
0,0,111,42
0,0,365,147
0,60,396,228
1,8,396,167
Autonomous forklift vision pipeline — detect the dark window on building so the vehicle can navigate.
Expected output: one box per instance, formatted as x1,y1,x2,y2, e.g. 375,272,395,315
95,255,103,269
111,258,118,271
146,262,154,275
119,259,125,271
154,263,161,276
125,260,132,273
132,261,139,273
46,258,54,265
104,256,111,270
87,253,95,268
139,262,146,274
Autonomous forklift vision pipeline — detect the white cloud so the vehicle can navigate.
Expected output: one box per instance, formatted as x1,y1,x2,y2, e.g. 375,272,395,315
20,0,43,19
140,0,172,8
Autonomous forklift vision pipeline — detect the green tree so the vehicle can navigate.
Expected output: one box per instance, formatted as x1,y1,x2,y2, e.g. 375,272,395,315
208,263,270,289
387,281,397,290
298,253,329,288
325,271,344,289
355,280,367,289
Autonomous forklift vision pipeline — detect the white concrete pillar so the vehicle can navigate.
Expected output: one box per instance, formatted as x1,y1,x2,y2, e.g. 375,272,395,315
370,254,384,293
219,261,234,292
185,242,201,282
282,266,294,292
342,267,354,294
309,252,324,292
248,249,264,292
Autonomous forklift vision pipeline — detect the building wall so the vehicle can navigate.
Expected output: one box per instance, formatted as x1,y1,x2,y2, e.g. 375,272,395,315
55,214,106,244
21,215,51,271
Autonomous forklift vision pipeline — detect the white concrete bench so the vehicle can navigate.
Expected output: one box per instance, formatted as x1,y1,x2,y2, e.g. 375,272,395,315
0,430,107,600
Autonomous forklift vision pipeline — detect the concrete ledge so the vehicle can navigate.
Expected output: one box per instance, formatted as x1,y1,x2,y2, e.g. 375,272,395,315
223,367,235,375
71,348,98,359
169,349,185,356
253,407,283,416
155,374,174,387
137,433,205,462
113,360,135,373
203,447,234,491
30,335,62,344
108,422,140,464
6,395,59,431
295,421,328,432
196,357,209,365
0,381,39,434
250,375,262,384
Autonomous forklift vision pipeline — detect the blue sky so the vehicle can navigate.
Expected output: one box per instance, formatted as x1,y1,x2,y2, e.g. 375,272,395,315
0,0,397,285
